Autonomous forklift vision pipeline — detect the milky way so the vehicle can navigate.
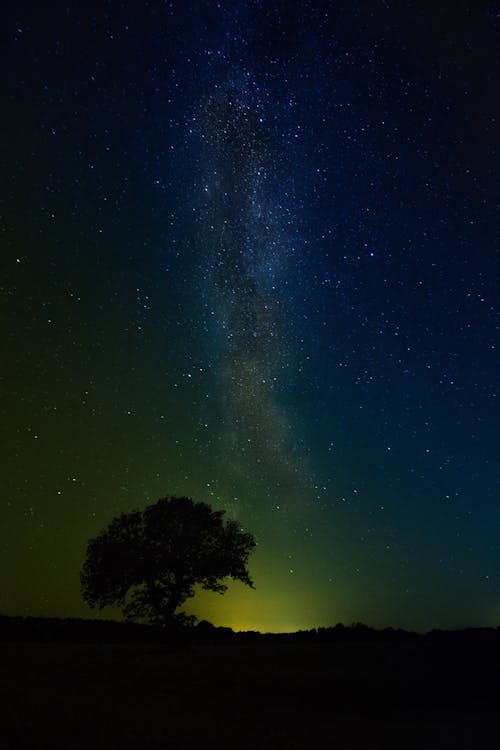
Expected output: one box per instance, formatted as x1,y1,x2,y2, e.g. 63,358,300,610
195,67,310,517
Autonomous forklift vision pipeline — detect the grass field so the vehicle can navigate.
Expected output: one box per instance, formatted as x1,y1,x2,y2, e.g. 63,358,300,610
1,639,498,749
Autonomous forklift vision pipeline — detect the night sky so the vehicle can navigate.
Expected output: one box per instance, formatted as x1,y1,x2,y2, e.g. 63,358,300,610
2,1,498,633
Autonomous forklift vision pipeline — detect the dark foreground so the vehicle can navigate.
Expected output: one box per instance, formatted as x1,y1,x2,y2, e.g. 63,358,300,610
1,639,498,749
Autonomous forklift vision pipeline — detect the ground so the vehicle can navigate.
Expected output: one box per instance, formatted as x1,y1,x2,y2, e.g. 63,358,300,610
1,640,498,748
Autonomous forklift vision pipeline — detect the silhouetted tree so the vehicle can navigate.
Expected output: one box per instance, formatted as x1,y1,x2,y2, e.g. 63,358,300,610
81,496,256,628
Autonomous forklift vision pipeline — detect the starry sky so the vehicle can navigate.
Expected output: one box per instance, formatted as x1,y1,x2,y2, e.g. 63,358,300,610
2,1,498,633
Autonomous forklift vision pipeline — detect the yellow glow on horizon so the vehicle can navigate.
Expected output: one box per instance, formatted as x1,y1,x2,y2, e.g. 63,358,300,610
229,622,304,634
183,573,341,634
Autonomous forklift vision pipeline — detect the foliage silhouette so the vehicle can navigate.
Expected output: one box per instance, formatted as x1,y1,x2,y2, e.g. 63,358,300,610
80,496,256,628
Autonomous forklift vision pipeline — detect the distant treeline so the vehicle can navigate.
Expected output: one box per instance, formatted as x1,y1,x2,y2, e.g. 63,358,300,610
1,614,499,645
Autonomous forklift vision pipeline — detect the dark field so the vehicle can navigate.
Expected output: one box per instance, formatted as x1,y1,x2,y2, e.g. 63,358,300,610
1,640,498,749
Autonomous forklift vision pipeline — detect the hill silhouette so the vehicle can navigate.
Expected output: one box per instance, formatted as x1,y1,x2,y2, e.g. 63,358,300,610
1,613,499,645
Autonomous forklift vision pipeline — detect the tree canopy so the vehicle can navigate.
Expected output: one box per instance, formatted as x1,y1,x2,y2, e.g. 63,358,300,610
80,496,256,627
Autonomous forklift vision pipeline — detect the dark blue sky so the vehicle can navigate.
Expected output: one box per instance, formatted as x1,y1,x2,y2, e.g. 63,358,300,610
2,1,498,631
